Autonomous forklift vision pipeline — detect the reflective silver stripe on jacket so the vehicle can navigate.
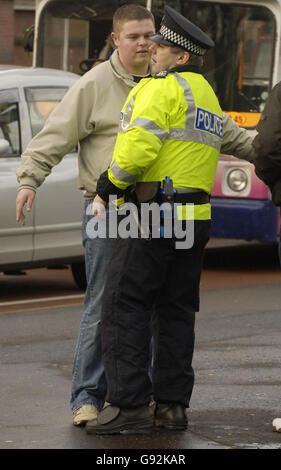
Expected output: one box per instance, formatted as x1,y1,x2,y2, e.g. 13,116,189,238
120,99,168,141
110,160,137,183
119,73,222,150
168,73,222,151
119,96,135,132
130,117,168,142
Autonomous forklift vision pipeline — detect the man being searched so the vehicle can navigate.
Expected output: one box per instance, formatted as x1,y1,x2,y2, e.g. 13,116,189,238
15,4,156,426
86,6,231,434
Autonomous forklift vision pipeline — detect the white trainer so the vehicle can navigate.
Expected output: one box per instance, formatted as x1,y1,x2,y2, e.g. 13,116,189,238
272,418,281,432
73,404,98,426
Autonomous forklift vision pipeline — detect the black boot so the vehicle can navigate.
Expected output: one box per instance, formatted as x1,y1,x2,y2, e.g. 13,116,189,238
155,403,188,430
86,404,154,435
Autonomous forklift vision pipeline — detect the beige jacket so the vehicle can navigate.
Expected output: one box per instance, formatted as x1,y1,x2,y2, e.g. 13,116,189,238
17,52,257,197
17,50,138,198
221,112,257,163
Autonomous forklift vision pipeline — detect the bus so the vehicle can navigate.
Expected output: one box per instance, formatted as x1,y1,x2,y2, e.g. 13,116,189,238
30,0,281,243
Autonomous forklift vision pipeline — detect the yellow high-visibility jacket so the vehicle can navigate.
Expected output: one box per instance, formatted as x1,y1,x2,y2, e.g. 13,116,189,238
108,67,223,219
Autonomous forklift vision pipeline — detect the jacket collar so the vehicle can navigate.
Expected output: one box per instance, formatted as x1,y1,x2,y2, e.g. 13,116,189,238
110,50,151,87
167,64,202,74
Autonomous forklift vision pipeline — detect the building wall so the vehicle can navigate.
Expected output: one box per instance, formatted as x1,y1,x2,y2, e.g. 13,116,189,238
0,0,15,63
0,0,35,66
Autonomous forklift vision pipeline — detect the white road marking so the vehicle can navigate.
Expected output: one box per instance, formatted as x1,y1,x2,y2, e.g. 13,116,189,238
0,294,84,307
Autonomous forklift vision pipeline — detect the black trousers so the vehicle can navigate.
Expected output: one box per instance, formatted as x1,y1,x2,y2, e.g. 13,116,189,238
101,220,211,408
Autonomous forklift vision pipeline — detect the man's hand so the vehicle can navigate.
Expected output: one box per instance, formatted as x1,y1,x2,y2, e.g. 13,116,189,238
16,188,36,225
92,194,107,219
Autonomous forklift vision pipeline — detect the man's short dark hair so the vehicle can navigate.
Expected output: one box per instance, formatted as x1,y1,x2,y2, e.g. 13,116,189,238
113,3,154,34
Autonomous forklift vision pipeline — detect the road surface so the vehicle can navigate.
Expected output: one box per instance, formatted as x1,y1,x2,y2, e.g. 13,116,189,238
0,243,280,454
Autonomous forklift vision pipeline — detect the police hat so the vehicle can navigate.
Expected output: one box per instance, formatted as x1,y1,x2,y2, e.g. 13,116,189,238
150,6,214,56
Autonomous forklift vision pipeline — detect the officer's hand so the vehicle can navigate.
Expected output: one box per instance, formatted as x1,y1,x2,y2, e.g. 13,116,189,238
93,194,107,219
16,188,36,225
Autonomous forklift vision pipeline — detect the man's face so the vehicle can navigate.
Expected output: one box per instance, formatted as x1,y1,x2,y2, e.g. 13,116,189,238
112,19,155,73
150,43,179,75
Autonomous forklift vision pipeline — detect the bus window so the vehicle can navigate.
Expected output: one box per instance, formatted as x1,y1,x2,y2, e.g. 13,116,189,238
152,1,275,128
36,0,147,75
37,13,90,74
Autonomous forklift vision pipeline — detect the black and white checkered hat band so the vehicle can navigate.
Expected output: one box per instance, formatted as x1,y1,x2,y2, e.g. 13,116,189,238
160,25,206,55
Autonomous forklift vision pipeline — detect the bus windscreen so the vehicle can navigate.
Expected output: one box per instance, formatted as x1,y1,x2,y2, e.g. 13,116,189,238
152,1,275,128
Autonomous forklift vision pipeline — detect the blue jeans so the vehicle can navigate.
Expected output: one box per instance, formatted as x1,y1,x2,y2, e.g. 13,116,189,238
70,200,117,411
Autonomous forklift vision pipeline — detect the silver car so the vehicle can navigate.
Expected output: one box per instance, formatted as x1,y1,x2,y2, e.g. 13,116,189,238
0,66,87,289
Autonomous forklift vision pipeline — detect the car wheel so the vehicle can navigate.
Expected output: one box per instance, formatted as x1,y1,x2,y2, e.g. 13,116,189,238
71,262,87,290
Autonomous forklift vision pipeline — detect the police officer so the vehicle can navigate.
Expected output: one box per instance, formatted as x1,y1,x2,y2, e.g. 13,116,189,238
86,6,222,434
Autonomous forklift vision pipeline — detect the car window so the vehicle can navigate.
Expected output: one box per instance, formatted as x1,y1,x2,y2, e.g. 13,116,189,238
0,89,21,157
25,87,68,137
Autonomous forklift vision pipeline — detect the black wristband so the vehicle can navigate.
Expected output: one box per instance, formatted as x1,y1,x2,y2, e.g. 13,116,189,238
96,170,126,202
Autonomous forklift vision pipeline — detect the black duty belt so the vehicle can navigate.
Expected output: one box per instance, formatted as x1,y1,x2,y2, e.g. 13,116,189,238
160,190,210,205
